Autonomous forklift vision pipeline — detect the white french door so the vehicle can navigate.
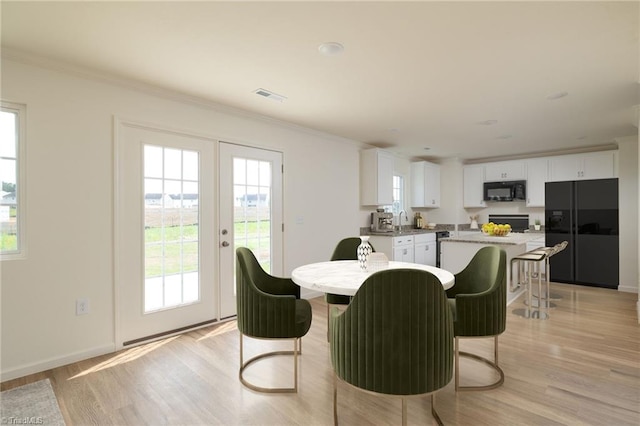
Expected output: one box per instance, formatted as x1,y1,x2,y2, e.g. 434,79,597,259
116,122,216,345
218,142,283,319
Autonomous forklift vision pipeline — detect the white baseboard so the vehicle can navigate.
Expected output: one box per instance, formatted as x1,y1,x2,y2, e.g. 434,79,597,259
618,285,639,293
1,343,115,382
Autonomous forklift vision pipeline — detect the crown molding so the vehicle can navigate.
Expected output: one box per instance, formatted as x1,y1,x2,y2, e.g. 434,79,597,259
464,143,620,165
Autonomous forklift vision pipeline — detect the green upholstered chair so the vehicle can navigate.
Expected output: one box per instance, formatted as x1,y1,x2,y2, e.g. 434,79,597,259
446,246,507,392
236,247,312,393
325,237,374,340
330,269,453,425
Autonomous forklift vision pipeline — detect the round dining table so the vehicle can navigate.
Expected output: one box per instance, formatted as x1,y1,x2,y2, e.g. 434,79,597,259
291,260,455,296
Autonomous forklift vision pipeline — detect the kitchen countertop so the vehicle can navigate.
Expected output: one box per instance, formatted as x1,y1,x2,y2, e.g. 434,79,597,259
366,229,442,237
442,232,545,245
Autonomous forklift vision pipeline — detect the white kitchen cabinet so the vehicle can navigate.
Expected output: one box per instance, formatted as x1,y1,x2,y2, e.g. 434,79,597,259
368,234,415,263
548,151,617,182
410,161,441,208
525,158,548,207
414,233,436,266
360,148,394,206
463,165,486,208
484,160,526,182
394,244,415,263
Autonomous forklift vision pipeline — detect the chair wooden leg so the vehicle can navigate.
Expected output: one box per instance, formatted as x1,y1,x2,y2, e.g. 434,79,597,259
455,335,505,392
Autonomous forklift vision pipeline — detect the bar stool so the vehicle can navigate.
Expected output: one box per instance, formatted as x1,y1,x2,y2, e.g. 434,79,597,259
512,241,568,320
512,250,549,319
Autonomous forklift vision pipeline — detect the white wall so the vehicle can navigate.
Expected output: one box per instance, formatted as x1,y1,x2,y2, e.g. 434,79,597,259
617,137,639,294
0,57,364,380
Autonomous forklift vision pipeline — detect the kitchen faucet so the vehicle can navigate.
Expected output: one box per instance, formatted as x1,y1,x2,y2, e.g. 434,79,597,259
398,210,408,231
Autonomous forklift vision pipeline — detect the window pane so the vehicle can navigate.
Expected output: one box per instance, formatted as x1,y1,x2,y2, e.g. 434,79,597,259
234,158,246,185
0,111,16,158
144,145,163,178
247,160,260,185
1,108,19,255
144,145,200,312
164,148,182,180
383,175,404,216
183,150,198,181
233,158,273,273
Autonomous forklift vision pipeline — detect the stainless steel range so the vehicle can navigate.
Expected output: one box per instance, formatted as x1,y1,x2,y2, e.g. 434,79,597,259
488,214,529,232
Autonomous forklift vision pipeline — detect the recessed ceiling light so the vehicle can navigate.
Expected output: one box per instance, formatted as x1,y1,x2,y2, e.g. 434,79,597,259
253,88,287,102
546,91,569,100
477,119,498,126
318,42,344,56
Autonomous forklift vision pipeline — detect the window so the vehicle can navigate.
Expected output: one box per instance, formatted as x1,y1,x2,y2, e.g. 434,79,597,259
1,102,25,259
384,175,404,216
143,145,200,312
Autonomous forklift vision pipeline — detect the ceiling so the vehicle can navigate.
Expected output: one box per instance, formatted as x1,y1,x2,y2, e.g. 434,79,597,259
2,1,638,161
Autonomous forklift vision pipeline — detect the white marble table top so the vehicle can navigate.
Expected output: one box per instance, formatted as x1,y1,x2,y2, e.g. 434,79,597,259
291,260,455,296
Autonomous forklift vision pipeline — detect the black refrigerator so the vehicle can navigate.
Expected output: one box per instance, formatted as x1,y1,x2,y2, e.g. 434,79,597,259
545,178,619,289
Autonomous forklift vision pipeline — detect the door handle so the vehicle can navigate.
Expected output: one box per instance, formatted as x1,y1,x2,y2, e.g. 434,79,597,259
221,241,230,247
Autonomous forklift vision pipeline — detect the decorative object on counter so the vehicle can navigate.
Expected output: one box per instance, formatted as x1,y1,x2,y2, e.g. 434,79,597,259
413,212,424,229
469,215,479,229
534,219,541,231
427,222,437,230
366,252,389,272
371,209,394,233
357,236,373,271
481,222,511,236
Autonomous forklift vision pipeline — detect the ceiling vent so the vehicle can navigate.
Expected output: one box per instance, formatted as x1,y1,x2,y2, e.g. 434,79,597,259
253,88,287,102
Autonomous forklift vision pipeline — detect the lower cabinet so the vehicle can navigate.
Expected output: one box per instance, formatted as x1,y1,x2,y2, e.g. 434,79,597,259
368,235,414,263
393,244,415,263
414,233,436,266
368,233,437,266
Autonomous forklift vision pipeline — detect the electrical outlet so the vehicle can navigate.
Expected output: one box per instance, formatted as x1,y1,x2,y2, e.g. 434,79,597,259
76,298,90,315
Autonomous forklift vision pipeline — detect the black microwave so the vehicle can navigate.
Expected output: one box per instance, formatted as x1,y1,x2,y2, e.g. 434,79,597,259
483,180,526,202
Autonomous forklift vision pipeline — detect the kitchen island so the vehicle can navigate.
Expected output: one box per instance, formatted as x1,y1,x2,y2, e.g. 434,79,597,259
441,232,545,304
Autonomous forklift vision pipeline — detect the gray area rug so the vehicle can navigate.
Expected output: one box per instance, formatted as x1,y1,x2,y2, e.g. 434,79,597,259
1,379,66,425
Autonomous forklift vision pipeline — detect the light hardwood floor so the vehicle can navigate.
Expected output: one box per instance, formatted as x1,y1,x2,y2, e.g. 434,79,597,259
3,283,639,425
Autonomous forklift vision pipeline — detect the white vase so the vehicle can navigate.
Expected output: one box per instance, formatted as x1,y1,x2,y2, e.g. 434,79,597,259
357,236,373,271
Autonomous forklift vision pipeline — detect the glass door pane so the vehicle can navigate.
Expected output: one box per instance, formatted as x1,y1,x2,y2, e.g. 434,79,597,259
233,157,272,273
144,144,200,313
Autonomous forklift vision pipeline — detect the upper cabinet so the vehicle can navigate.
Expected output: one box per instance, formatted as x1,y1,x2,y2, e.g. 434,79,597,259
525,158,548,207
483,160,526,181
463,165,486,208
548,151,617,182
411,161,441,208
360,148,394,206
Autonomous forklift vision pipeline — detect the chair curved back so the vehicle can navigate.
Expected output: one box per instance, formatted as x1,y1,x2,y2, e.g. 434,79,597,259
446,246,507,337
330,237,375,261
236,247,302,339
330,269,453,396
